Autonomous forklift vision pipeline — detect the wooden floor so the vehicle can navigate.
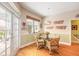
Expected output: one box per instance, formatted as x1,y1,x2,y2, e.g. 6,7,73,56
16,43,79,56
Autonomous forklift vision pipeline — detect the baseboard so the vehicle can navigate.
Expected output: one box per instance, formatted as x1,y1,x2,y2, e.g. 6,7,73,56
19,41,36,49
59,42,71,46
72,41,79,44
14,48,19,56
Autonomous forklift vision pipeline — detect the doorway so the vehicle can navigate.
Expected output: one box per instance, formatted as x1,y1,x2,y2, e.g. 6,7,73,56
71,20,79,44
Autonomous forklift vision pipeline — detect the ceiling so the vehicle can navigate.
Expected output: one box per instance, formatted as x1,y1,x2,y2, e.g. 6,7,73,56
19,2,79,17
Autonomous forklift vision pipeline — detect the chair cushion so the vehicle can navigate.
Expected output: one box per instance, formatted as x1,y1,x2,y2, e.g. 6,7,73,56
38,39,44,42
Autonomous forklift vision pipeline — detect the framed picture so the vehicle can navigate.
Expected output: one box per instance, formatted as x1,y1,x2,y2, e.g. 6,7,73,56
72,25,77,30
22,22,26,30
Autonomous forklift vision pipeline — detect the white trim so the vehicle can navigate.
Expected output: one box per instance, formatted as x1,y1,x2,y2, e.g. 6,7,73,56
72,41,79,44
19,41,36,49
59,42,71,46
14,48,19,56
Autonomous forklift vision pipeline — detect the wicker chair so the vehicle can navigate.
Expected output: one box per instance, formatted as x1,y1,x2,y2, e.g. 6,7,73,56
46,37,60,54
35,32,45,49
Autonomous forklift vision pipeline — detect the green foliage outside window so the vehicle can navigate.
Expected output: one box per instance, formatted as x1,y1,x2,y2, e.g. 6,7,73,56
0,31,5,39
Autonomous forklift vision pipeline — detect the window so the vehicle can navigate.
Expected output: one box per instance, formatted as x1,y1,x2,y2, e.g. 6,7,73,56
27,19,33,34
0,20,5,42
27,19,40,34
0,5,6,55
0,5,6,41
34,20,40,33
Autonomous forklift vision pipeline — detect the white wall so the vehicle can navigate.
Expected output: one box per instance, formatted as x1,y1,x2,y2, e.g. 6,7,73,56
14,3,43,47
43,9,79,45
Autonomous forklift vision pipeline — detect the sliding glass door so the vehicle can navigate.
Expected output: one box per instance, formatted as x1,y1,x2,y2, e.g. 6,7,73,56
0,5,7,56
6,10,12,56
0,4,20,56
12,15,19,55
